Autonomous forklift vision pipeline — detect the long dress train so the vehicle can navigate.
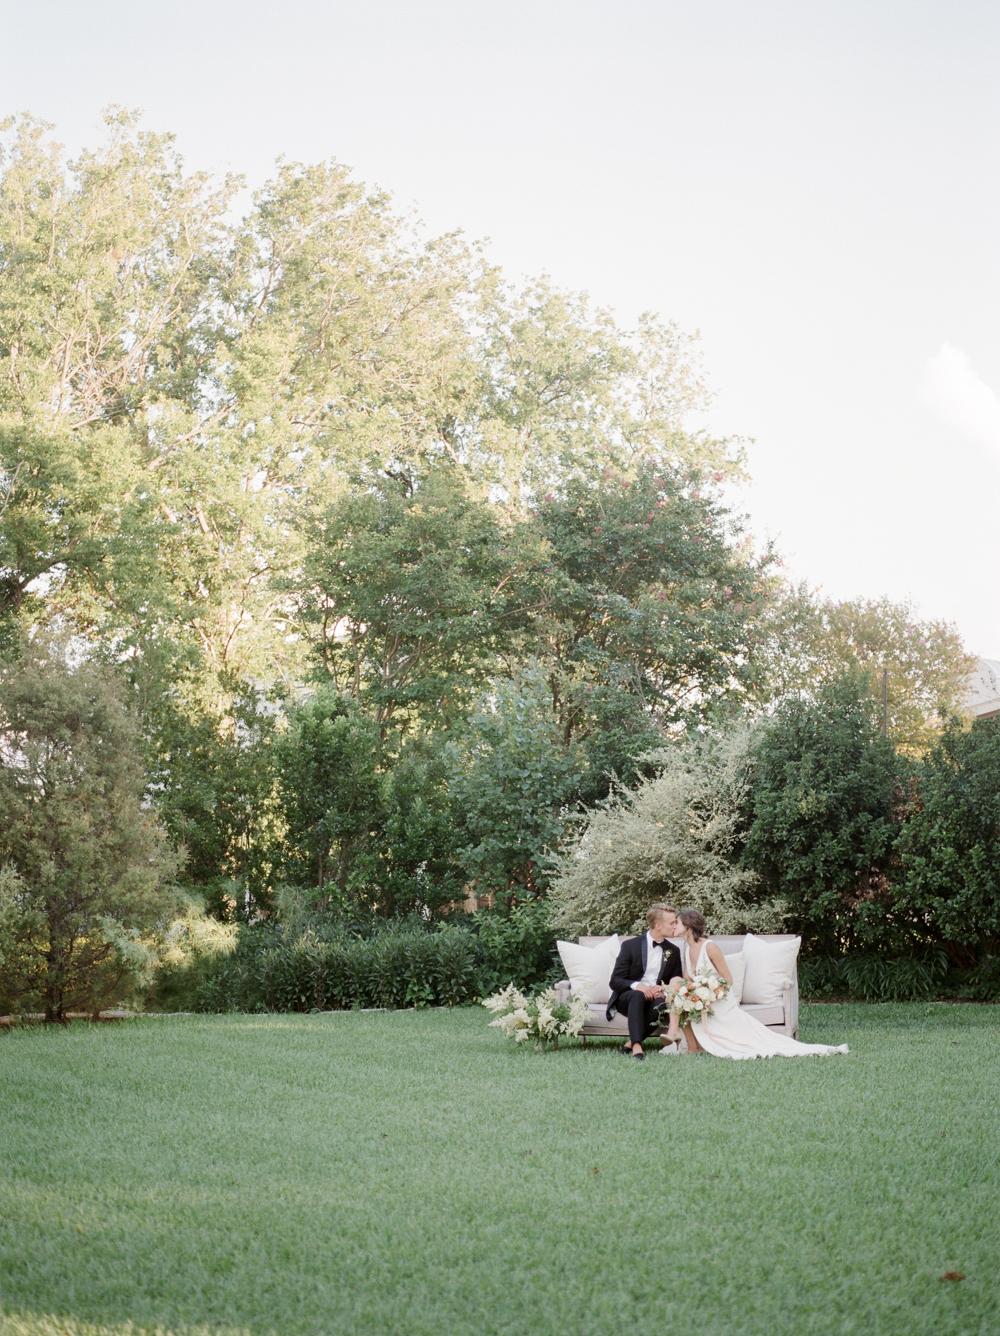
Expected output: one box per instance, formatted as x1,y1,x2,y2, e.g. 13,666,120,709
684,940,849,1060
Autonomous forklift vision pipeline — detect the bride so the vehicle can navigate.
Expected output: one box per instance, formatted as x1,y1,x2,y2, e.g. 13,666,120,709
667,911,849,1060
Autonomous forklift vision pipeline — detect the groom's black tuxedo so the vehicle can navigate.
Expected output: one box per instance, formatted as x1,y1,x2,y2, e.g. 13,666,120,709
607,934,682,1044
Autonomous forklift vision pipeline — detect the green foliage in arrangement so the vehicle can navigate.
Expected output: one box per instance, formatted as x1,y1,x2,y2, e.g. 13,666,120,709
740,673,908,953
0,639,180,1020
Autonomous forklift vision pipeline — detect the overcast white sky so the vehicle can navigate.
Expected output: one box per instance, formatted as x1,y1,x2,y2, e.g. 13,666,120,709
3,0,999,653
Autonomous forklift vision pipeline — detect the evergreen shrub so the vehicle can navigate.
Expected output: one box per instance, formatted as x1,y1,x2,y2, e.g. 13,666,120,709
184,903,557,1013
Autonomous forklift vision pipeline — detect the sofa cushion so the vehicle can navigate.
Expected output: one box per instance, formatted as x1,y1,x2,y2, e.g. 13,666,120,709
582,1003,630,1033
578,999,786,1032
740,1001,786,1026
742,934,800,1005
724,951,745,1004
556,935,621,1005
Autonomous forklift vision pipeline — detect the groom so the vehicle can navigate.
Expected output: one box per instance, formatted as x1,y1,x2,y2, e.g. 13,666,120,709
607,904,683,1061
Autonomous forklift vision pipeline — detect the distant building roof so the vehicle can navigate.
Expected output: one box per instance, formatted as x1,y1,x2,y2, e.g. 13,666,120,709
967,658,1000,720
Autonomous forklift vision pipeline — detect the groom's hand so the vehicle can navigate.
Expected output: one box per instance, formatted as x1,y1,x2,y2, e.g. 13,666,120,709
635,984,661,999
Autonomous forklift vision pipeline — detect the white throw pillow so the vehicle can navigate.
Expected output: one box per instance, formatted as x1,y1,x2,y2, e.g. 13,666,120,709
741,934,800,1005
723,951,745,1005
556,935,621,1005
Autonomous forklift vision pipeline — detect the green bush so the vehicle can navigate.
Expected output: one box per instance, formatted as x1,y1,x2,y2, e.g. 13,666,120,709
895,716,1000,968
741,672,909,953
798,951,951,1002
471,900,559,994
185,904,558,1013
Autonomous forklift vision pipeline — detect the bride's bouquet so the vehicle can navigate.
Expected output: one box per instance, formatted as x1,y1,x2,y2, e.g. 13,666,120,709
669,970,730,1029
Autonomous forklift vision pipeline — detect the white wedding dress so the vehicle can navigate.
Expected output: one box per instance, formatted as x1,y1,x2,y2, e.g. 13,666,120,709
684,940,849,1060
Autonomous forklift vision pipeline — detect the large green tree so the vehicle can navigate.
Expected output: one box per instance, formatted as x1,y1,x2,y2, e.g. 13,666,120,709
527,461,777,742
272,689,383,899
303,469,538,730
0,639,179,1020
0,110,787,916
896,717,1000,969
740,673,909,954
758,585,974,752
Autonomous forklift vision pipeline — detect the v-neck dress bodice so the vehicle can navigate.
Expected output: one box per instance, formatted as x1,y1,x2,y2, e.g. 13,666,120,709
684,940,709,978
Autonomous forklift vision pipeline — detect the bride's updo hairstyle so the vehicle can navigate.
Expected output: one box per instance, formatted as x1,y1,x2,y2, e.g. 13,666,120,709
678,910,707,941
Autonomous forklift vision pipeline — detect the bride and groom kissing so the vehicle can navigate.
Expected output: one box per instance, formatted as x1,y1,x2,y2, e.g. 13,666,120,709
608,903,849,1061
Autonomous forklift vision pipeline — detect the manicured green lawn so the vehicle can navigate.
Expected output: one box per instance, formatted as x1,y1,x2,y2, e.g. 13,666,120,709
0,1004,997,1336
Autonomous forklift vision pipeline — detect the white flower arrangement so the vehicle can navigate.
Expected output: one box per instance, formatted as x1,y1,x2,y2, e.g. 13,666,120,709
482,983,591,1051
668,970,729,1029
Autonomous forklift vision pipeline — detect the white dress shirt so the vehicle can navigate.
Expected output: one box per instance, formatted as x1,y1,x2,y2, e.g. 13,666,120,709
632,931,664,989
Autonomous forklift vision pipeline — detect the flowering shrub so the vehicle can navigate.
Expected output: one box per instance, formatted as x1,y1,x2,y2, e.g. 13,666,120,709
482,983,590,1050
669,970,729,1029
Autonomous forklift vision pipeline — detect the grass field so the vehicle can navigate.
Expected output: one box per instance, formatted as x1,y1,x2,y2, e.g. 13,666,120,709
0,1004,997,1336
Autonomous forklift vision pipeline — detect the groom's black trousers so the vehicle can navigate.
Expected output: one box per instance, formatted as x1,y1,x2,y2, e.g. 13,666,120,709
620,989,669,1045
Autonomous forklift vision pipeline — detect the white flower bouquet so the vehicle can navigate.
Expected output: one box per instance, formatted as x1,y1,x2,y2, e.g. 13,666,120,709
669,970,730,1029
482,983,591,1051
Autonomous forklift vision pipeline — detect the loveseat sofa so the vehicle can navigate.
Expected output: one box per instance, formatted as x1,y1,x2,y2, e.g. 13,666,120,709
553,933,800,1041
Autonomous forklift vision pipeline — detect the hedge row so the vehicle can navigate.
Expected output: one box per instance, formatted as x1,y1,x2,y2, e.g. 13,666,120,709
169,916,1000,1014
798,952,1000,1002
182,907,559,1014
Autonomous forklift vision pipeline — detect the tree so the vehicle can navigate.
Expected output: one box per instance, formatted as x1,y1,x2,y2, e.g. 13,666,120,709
349,746,465,918
446,668,587,900
146,685,282,920
0,112,481,721
303,469,539,730
463,281,731,510
0,639,179,1021
758,586,974,752
740,673,909,954
896,717,1000,969
273,689,383,900
548,726,784,937
527,460,778,738
0,111,237,633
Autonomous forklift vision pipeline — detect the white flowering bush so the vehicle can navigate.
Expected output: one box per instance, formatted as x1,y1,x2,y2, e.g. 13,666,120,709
482,983,590,1051
669,970,729,1030
547,727,787,938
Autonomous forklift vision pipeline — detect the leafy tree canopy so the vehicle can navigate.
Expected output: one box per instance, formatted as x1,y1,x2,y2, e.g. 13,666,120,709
759,585,974,752
740,672,910,953
0,636,179,1019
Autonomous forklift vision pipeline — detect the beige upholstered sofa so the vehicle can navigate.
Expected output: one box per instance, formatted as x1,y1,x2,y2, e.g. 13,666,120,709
554,934,799,1041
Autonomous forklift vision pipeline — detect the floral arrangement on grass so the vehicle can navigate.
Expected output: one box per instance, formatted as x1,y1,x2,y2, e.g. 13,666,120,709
669,971,730,1030
482,983,591,1050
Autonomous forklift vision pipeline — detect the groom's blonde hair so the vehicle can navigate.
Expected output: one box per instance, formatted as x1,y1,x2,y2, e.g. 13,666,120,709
647,904,676,927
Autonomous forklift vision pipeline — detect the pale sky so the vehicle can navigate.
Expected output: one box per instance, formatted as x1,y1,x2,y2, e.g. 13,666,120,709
4,0,999,653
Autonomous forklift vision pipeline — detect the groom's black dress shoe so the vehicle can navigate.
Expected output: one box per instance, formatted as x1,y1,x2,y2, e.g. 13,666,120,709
632,1050,645,1061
